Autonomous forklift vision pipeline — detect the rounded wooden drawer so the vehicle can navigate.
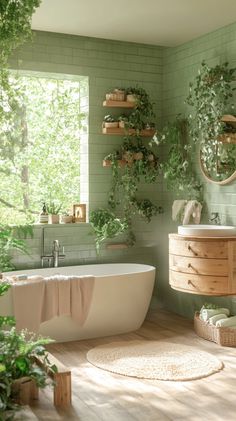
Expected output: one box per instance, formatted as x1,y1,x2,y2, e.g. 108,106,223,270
169,238,228,259
169,254,229,276
169,270,229,295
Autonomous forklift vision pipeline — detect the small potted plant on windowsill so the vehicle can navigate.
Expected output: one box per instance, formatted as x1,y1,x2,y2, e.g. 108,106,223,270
103,115,119,129
60,212,73,224
46,202,62,224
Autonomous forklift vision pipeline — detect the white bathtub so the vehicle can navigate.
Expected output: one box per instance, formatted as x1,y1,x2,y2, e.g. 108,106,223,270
2,263,156,342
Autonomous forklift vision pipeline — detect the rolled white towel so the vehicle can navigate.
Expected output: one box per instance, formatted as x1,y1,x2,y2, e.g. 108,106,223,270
208,313,227,326
200,308,230,322
216,316,236,328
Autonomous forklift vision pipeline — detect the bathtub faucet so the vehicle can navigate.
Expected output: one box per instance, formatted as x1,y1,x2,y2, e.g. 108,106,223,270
52,240,65,267
41,239,65,268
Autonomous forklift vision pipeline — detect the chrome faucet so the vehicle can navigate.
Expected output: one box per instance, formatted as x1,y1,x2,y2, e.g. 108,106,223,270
41,229,65,267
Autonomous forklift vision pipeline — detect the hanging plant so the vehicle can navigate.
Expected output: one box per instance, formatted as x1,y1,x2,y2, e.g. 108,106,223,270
90,209,128,253
186,61,236,144
0,0,41,125
91,87,162,251
160,115,202,200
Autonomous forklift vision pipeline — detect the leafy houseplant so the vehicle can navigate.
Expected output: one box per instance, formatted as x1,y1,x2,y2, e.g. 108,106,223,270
103,114,119,128
0,282,56,418
160,116,202,200
0,225,33,272
46,202,62,224
90,209,128,253
186,61,236,182
186,61,236,144
0,0,41,127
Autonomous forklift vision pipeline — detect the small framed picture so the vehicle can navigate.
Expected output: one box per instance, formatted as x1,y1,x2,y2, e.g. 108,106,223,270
73,203,86,222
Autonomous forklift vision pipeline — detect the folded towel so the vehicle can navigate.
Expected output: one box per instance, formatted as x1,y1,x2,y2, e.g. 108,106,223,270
182,200,202,225
172,200,187,221
200,308,230,322
216,316,236,328
208,313,227,325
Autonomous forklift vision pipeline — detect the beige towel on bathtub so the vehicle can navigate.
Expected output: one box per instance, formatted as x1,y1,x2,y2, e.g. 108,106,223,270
70,276,95,326
11,276,45,333
41,275,71,322
41,275,95,326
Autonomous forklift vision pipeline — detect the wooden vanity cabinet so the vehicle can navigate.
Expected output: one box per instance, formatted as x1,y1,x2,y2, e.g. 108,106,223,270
169,234,236,296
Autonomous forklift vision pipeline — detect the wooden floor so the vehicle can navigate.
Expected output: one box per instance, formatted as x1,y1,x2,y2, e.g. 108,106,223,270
28,309,236,421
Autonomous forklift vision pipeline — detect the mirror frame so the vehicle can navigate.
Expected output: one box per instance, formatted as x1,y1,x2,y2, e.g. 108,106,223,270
199,149,236,185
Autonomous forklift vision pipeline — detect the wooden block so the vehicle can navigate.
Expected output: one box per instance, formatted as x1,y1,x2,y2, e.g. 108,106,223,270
54,372,71,407
34,352,71,407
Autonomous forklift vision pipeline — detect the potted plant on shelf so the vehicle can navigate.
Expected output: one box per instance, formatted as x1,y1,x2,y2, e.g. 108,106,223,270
103,115,119,128
60,211,73,224
90,208,128,253
46,202,62,224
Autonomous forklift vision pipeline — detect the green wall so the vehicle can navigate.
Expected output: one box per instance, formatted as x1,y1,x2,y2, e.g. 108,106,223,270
161,21,236,317
10,23,236,318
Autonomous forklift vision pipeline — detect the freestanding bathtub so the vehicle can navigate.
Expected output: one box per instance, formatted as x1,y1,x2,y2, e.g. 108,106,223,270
1,263,156,342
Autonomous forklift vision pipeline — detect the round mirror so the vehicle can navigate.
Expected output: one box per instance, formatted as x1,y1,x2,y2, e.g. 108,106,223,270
199,130,236,185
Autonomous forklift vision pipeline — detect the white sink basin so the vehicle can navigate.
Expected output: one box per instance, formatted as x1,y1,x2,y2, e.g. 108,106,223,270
178,224,236,237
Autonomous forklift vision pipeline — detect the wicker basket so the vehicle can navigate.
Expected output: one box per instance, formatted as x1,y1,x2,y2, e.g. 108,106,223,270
194,312,236,347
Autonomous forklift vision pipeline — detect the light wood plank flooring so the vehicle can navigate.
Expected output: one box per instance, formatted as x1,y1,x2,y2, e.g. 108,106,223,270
28,309,236,421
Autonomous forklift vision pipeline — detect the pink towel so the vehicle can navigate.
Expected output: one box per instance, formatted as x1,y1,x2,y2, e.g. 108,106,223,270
11,276,45,333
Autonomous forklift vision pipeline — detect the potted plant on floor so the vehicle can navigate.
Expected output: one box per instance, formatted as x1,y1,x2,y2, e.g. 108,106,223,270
0,282,57,419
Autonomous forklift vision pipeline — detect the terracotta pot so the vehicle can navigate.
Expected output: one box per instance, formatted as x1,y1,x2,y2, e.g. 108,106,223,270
11,377,35,405
48,214,60,224
60,215,73,224
134,152,144,160
126,94,137,103
104,121,119,128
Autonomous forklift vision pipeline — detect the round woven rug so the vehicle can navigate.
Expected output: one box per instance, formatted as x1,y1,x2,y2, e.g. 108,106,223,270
86,340,223,381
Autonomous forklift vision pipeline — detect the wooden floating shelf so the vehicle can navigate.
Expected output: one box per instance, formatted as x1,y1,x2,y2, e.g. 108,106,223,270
103,100,135,108
221,114,236,127
106,243,128,250
218,133,236,144
102,127,156,137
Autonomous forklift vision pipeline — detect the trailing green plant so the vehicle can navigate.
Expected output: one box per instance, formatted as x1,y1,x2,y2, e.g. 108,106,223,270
186,61,236,144
160,115,202,200
0,282,56,418
90,209,128,253
131,198,163,222
91,87,162,251
0,0,41,126
0,224,33,272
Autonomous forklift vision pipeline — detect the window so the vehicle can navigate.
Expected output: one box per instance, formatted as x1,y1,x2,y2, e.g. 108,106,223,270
0,72,88,225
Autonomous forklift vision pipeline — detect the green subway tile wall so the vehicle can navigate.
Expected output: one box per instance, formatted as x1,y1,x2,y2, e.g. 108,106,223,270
9,31,164,310
161,22,236,317
9,23,236,317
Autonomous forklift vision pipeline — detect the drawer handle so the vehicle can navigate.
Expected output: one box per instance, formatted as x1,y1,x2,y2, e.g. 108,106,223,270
188,245,198,256
188,279,196,288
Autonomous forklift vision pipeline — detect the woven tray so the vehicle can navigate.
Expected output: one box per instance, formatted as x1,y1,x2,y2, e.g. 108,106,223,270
194,312,236,347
